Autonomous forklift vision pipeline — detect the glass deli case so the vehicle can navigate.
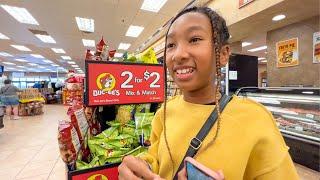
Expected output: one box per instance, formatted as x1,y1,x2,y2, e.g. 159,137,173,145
236,87,320,171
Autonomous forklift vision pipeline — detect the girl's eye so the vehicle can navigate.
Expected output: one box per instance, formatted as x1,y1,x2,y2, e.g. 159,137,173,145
190,37,202,44
166,43,175,49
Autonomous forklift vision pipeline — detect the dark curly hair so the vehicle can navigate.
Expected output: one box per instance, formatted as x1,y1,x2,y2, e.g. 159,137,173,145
162,6,230,178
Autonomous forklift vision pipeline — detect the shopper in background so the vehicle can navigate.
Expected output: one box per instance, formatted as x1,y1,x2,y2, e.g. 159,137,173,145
0,79,21,120
118,6,299,180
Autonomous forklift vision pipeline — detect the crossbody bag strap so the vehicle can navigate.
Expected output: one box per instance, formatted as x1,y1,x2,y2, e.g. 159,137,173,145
173,95,232,179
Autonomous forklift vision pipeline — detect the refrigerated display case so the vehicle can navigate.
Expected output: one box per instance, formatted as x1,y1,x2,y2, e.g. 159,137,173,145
236,87,320,171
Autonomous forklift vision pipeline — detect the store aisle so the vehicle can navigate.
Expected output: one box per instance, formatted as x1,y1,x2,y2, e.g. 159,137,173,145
0,105,67,180
0,105,319,180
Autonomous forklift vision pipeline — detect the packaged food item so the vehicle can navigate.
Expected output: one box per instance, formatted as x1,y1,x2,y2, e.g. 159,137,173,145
136,104,151,113
140,47,158,64
109,50,116,58
135,113,154,146
58,120,81,164
70,108,89,142
85,50,95,61
85,107,101,136
115,105,135,125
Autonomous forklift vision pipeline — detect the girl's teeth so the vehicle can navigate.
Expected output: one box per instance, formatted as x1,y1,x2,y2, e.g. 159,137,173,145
176,68,194,74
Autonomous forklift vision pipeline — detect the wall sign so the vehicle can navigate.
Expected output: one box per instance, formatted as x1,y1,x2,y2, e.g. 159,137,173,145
85,61,164,106
239,0,255,8
276,38,299,68
313,32,320,63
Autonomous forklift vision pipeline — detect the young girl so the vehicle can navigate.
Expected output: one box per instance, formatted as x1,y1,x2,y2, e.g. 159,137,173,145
118,6,299,180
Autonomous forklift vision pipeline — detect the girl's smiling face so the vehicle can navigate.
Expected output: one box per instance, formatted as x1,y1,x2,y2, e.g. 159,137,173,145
166,12,216,93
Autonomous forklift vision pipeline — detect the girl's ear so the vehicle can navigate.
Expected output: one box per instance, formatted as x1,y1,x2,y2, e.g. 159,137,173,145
219,45,230,66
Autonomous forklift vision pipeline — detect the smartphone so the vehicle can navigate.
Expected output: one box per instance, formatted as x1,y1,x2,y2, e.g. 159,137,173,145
185,157,219,180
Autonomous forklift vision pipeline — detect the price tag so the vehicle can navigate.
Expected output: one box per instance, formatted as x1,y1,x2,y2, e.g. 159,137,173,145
306,113,314,119
85,61,164,106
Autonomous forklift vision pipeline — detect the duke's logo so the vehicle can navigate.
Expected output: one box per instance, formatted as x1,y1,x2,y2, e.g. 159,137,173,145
96,73,116,92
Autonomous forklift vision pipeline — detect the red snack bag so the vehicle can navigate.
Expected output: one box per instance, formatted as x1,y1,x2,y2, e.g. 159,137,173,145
96,37,106,55
85,50,94,61
70,108,89,142
109,49,116,58
84,107,101,136
58,120,81,164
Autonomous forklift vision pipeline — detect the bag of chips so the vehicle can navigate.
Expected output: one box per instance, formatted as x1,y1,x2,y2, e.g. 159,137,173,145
58,120,81,164
136,104,151,113
70,108,89,142
140,47,158,64
115,105,135,125
135,113,154,146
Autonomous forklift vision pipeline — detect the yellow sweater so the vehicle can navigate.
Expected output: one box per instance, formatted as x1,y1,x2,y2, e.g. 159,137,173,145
142,95,299,180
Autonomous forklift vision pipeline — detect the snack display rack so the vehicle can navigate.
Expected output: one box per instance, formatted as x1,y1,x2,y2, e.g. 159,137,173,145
18,88,45,116
236,87,320,171
58,37,164,180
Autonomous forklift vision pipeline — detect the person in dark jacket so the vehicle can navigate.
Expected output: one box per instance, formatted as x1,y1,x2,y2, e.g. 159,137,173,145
0,79,21,120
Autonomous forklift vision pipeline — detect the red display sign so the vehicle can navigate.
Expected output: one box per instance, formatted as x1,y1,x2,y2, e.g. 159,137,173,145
70,166,118,180
85,61,165,106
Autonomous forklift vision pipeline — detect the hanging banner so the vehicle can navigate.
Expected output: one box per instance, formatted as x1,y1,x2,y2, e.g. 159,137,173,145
239,0,255,8
313,32,320,63
276,38,299,68
85,61,164,106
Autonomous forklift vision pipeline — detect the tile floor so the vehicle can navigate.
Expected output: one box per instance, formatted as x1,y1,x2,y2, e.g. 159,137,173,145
0,104,319,180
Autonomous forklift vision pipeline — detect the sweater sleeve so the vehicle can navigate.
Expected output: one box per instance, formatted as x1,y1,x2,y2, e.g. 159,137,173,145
256,153,299,180
140,107,163,174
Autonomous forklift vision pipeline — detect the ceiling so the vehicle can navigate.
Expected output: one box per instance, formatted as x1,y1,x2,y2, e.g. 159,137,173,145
0,0,192,73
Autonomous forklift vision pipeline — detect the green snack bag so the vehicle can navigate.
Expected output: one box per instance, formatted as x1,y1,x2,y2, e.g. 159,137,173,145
116,105,136,125
136,104,151,113
76,160,91,170
95,126,119,139
135,113,154,146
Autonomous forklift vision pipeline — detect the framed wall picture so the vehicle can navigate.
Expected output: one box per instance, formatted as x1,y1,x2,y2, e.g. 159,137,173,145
313,32,320,63
276,38,299,68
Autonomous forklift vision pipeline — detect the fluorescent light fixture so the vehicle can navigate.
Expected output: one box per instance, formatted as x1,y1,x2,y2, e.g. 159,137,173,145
30,54,44,58
242,42,252,47
43,59,53,63
258,57,266,60
51,48,65,54
17,69,24,72
0,52,13,57
17,66,25,68
0,32,9,39
261,60,267,63
264,51,268,54
140,0,168,12
75,67,81,70
15,58,28,62
3,62,16,65
1,5,39,25
67,61,76,64
82,39,95,47
126,25,144,37
28,63,37,66
38,66,45,68
248,45,267,52
118,43,131,50
272,14,286,21
75,17,94,32
35,34,56,43
11,45,31,51
114,53,123,58
51,64,59,67
302,91,314,95
72,65,79,67
61,56,71,60
45,68,51,71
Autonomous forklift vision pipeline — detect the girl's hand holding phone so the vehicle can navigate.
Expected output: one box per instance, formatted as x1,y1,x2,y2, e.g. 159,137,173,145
118,155,164,180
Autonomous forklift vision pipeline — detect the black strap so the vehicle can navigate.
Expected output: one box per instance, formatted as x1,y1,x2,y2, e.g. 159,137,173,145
173,95,232,179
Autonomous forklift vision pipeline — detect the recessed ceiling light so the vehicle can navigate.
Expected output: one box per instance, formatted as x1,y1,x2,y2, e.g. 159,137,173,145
71,65,79,67
248,46,267,52
242,42,252,47
11,45,31,51
51,64,59,67
43,59,53,63
61,56,71,60
140,0,168,12
15,58,28,62
114,53,123,58
118,43,131,50
35,34,56,43
0,52,13,57
28,63,37,66
51,48,65,54
126,25,144,37
30,54,44,58
229,35,232,38
3,62,16,65
82,39,95,47
75,17,94,33
0,32,10,40
1,5,39,25
272,14,286,21
67,61,76,64
258,57,266,60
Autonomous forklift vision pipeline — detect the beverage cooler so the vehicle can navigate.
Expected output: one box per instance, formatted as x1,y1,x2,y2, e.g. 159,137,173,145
236,87,320,171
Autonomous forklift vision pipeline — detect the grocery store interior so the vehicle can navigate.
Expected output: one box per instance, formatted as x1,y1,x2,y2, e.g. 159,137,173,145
0,0,319,179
